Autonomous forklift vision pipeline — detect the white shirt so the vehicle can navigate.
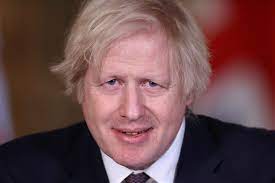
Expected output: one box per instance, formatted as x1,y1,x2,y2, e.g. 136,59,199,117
101,119,185,183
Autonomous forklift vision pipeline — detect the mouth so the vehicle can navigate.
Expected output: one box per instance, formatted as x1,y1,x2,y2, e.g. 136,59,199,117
112,127,153,143
119,127,153,136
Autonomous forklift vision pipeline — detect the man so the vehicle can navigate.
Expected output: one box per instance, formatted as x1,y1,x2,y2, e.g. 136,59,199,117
0,0,274,183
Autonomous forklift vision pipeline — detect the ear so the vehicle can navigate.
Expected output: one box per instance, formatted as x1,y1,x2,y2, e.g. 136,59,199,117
186,97,193,106
184,93,194,106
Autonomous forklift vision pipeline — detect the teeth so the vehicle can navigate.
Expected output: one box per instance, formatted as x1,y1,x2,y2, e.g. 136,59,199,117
126,132,138,135
121,128,152,136
124,132,139,135
124,131,144,135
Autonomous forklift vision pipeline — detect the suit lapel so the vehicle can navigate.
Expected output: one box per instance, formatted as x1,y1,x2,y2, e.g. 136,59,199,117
63,123,109,183
174,114,224,183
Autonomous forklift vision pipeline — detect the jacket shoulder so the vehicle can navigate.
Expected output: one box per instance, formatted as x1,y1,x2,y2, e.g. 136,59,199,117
0,122,88,156
197,115,275,147
0,122,92,182
196,115,275,179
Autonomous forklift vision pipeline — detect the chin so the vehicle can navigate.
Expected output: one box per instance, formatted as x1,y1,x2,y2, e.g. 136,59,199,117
112,152,157,170
118,159,153,170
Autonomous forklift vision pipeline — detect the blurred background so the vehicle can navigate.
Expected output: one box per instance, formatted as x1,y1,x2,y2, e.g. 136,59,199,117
0,0,274,144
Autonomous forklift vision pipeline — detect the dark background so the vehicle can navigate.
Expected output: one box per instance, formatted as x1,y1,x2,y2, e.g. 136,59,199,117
0,0,84,137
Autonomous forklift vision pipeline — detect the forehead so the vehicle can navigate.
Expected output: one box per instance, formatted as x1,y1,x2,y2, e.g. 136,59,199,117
108,30,167,56
100,31,171,74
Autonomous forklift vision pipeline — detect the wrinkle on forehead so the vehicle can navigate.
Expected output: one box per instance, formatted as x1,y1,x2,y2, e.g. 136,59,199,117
111,32,166,57
105,30,169,66
100,31,170,79
110,34,167,59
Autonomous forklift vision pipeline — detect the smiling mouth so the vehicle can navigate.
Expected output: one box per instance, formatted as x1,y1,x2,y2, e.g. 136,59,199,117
114,127,153,136
112,127,153,144
121,128,153,136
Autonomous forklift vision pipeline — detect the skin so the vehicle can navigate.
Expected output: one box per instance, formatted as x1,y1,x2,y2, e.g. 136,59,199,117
82,30,190,170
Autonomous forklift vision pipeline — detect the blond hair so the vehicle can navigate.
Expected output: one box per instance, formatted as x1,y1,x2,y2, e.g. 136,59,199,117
52,0,211,103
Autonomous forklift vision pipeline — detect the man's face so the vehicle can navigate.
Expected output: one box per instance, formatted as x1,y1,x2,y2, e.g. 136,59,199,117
82,31,189,169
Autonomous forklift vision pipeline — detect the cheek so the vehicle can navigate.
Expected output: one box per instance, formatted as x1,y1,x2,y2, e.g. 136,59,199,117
82,94,120,142
145,94,185,121
82,92,120,123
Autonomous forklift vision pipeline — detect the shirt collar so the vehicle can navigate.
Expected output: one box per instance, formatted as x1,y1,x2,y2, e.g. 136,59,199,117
101,119,185,183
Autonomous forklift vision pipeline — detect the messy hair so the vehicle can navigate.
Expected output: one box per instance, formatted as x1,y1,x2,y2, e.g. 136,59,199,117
52,0,211,103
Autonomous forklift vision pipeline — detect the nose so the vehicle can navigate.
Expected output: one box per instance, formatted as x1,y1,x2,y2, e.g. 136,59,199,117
119,84,144,121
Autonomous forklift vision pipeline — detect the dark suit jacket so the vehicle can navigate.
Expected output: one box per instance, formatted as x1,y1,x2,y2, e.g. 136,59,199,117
0,114,274,183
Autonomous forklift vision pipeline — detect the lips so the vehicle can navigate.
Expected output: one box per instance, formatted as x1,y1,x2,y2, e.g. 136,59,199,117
119,128,153,136
112,127,153,143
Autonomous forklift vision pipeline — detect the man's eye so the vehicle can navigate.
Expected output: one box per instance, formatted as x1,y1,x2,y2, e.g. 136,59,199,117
148,81,158,87
101,79,121,92
143,80,160,88
106,79,117,86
